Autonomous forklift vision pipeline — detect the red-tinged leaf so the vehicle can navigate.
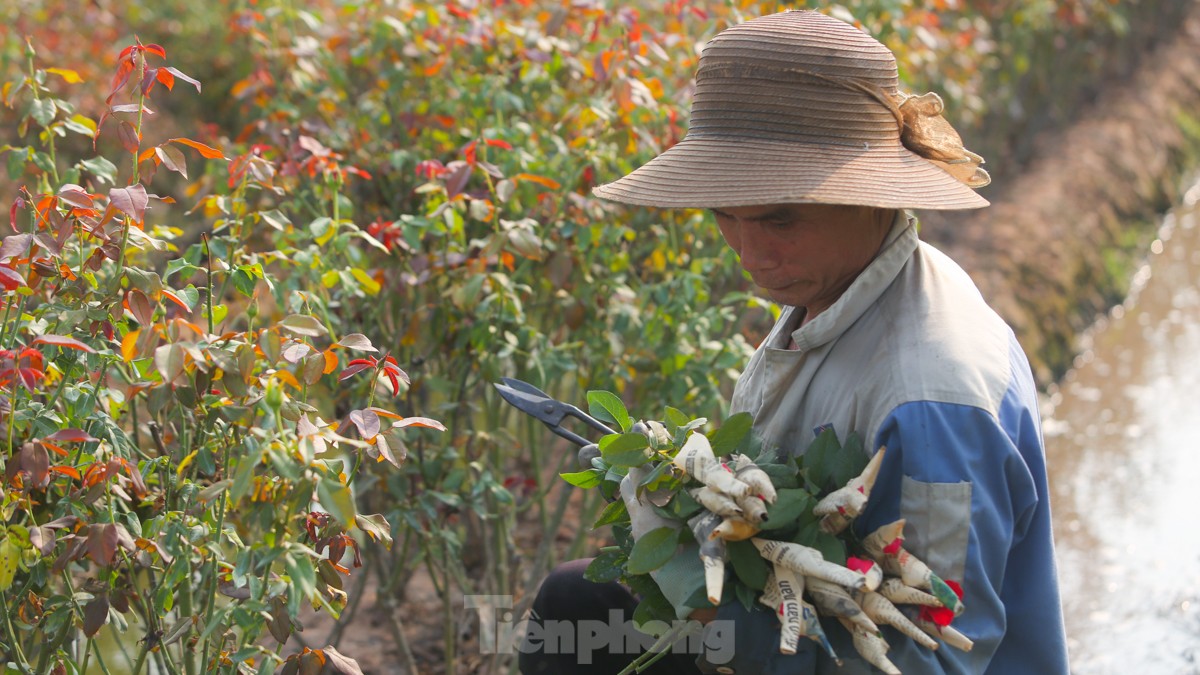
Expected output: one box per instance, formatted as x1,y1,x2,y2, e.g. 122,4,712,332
124,289,152,326
483,138,513,150
9,197,23,232
297,413,321,437
32,334,97,353
0,234,33,263
164,68,200,93
117,121,140,154
443,161,472,199
462,140,478,165
513,173,562,190
320,647,365,675
299,135,330,156
39,441,69,457
57,185,94,209
111,103,153,115
382,362,410,386
17,367,44,390
347,357,378,368
155,67,175,91
49,465,81,480
384,370,399,396
134,537,173,565
168,138,224,159
29,526,56,555
139,69,159,97
108,58,136,102
332,333,377,352
282,343,311,363
83,594,110,637
17,442,50,489
0,266,25,291
142,44,167,59
365,407,404,420
122,460,149,498
108,184,148,224
392,417,446,431
86,523,119,566
373,434,401,468
155,144,188,179
348,409,381,440
338,362,374,381
161,288,191,311
45,428,99,443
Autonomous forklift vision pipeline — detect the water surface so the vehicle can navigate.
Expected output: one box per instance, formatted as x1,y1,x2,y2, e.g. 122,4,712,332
1043,182,1200,673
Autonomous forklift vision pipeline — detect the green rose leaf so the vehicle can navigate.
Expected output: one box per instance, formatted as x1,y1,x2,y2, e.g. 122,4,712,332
317,478,357,528
560,468,603,488
757,463,800,490
599,432,651,467
828,431,870,490
592,499,629,529
666,489,702,521
584,548,627,584
663,406,689,434
727,539,769,590
800,427,842,492
626,526,679,575
760,488,814,531
794,521,846,566
707,411,754,457
587,390,631,432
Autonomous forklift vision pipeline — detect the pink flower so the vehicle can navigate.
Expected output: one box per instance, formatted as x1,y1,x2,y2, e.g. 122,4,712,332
845,556,875,575
883,537,903,555
920,605,955,628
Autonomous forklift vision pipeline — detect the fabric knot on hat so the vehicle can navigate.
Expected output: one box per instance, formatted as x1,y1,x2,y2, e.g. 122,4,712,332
891,92,991,189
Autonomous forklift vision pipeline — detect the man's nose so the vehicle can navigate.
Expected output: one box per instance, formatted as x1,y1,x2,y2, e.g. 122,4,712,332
735,225,779,272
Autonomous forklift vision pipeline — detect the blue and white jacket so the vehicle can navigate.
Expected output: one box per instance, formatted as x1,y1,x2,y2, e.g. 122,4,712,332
661,214,1069,674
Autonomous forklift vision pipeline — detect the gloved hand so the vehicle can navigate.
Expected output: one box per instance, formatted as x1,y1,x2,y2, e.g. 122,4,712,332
619,464,678,540
694,601,818,675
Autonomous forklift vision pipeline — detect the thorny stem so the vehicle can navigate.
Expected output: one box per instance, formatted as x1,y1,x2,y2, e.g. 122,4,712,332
26,38,60,188
198,441,233,671
203,233,215,335
0,297,14,350
0,592,34,674
114,49,148,285
614,623,691,675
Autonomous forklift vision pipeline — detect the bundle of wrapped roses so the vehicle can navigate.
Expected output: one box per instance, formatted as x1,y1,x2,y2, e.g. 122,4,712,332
560,393,971,674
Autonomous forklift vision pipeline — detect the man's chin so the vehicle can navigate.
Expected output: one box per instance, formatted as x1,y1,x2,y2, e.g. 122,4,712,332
755,286,805,307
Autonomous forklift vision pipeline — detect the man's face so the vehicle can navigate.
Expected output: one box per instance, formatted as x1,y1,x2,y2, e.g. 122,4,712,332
712,203,894,316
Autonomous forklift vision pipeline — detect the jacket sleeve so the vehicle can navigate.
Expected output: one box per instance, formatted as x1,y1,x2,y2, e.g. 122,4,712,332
852,393,1068,674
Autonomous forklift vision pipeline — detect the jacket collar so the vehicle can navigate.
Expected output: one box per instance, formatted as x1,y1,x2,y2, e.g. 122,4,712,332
788,211,918,352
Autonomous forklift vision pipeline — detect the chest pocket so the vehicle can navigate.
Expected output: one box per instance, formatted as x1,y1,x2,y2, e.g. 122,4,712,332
899,476,972,582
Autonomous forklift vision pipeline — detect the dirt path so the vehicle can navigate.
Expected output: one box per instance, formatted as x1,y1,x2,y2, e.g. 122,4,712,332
923,4,1200,384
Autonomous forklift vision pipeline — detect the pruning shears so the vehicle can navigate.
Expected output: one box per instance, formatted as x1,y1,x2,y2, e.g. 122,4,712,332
492,377,617,447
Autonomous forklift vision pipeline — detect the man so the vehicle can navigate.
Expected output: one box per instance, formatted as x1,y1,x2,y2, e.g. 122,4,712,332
520,10,1069,674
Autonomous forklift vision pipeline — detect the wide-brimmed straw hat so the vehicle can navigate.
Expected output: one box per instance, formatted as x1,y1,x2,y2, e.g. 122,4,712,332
593,10,990,210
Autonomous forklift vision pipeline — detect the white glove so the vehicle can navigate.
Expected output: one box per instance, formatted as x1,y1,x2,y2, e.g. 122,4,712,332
619,465,679,540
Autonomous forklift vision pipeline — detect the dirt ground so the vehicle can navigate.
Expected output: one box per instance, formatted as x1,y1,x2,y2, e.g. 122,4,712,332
295,6,1200,674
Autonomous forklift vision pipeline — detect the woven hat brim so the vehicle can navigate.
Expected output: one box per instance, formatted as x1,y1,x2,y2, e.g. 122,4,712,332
592,136,989,210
